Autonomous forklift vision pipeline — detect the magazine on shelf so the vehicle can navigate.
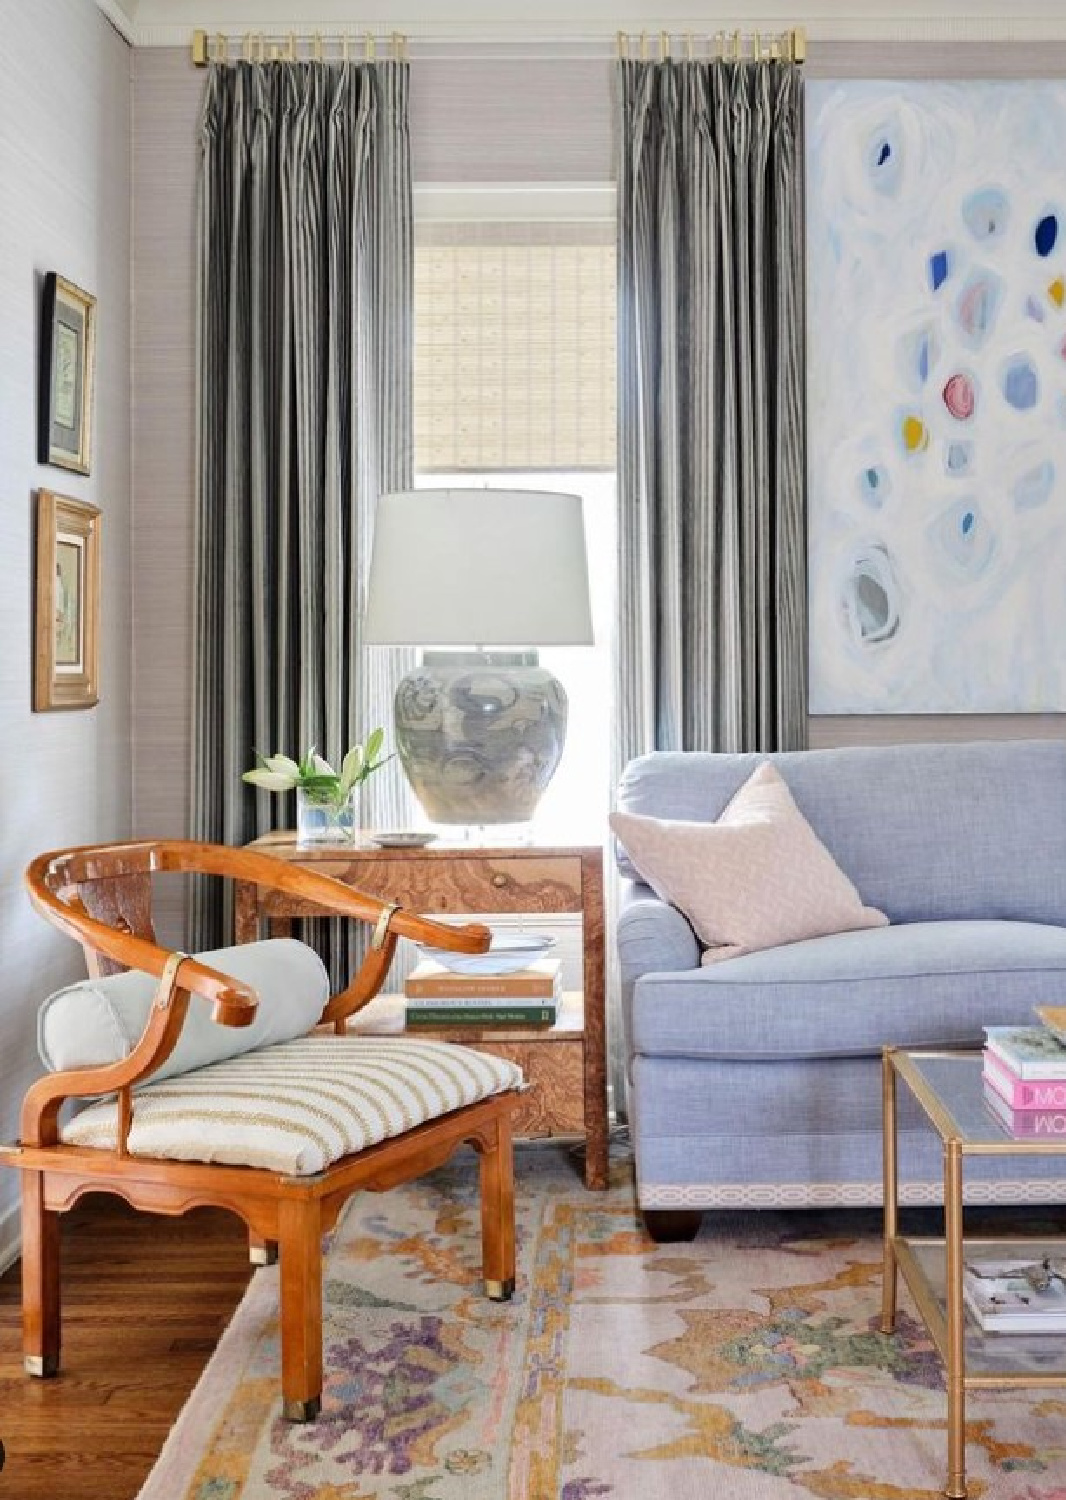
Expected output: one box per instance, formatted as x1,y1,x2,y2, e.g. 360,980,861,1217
963,1257,1066,1333
982,1026,1066,1080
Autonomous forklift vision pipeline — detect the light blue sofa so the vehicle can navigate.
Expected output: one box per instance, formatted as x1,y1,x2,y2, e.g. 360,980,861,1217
616,739,1066,1237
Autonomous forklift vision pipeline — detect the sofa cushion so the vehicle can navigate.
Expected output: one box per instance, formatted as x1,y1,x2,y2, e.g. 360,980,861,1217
60,1036,524,1175
615,739,1066,927
38,939,329,1083
629,920,1066,1061
611,762,888,964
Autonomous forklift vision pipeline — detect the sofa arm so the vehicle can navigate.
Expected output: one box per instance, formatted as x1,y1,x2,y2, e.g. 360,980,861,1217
617,885,701,984
617,883,700,1053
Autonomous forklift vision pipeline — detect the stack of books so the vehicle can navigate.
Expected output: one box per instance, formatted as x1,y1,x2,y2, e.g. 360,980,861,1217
983,1026,1066,1137
404,958,561,1029
963,1255,1066,1333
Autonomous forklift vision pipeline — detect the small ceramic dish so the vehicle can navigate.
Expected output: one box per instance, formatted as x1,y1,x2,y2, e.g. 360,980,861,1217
419,931,556,975
368,831,438,848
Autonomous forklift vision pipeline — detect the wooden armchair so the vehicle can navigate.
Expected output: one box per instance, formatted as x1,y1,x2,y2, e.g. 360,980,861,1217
4,840,522,1421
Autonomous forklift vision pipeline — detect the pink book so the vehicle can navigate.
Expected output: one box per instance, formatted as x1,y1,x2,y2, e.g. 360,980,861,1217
983,1051,1066,1111
984,1077,1066,1137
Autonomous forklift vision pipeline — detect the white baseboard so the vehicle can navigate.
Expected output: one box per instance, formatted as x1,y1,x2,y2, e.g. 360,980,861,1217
0,1198,21,1277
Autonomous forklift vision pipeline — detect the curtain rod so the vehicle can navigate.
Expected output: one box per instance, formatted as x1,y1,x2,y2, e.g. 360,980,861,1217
191,29,409,67
616,26,806,63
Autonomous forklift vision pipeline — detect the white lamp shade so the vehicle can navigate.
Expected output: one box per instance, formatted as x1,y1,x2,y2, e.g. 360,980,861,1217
364,489,594,647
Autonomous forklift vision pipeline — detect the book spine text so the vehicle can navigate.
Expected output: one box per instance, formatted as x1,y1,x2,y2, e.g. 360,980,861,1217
405,1006,556,1027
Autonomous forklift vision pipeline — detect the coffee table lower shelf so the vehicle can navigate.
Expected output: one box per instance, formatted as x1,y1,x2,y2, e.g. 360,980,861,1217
891,1235,1066,1384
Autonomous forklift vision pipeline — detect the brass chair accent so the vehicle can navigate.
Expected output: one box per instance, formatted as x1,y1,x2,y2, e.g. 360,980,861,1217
4,840,520,1421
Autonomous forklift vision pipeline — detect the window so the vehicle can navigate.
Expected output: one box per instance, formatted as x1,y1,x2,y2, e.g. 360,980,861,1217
413,197,616,842
415,232,615,472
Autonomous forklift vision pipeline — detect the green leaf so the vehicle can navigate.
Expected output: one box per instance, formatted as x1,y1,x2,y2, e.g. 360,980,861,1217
299,772,343,797
300,746,318,778
364,727,385,765
339,744,365,797
243,768,296,792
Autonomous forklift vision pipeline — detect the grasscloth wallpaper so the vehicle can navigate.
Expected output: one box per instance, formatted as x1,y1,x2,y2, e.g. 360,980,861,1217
0,0,132,1264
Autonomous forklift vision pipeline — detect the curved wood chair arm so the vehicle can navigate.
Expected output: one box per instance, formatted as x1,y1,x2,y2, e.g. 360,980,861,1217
27,836,494,1037
154,842,490,954
26,852,260,1027
21,953,201,1147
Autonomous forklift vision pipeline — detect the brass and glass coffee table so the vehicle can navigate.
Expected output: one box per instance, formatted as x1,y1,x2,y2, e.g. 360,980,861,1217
882,1047,1066,1499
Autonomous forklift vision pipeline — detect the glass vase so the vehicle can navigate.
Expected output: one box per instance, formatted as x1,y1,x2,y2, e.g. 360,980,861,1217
295,786,358,847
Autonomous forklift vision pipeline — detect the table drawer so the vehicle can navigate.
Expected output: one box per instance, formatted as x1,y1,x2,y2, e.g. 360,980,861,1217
261,855,583,918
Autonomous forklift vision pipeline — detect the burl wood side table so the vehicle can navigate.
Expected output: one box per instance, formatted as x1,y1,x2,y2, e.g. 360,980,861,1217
235,835,609,1190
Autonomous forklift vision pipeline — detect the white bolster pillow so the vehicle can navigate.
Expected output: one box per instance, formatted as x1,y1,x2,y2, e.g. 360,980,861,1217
38,938,329,1083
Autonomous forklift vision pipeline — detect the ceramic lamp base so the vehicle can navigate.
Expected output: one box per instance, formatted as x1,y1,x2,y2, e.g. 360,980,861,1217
393,650,567,825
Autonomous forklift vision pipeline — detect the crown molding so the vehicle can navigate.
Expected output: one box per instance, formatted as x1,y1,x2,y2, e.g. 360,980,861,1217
108,2,1066,49
93,0,136,42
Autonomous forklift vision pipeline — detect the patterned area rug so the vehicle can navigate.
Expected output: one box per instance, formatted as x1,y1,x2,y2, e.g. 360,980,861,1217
139,1145,1066,1500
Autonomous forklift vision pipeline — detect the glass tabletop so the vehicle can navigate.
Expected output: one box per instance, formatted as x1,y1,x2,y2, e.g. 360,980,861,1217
893,1050,1066,1153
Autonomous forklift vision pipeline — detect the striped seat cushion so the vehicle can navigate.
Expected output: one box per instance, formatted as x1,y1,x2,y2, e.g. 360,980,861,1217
61,1036,523,1176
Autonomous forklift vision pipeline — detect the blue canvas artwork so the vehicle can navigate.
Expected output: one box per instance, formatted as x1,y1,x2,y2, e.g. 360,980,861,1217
808,81,1066,713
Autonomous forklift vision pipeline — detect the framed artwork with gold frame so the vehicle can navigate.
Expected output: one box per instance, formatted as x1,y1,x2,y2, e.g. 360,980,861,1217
34,490,101,712
39,273,96,475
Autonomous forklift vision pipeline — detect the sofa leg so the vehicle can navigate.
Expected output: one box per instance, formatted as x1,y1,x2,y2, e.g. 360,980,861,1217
22,1172,61,1377
477,1109,516,1300
278,1200,323,1421
642,1209,703,1243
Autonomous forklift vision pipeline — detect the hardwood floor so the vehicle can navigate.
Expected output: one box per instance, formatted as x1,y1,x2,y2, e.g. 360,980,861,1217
0,1193,252,1499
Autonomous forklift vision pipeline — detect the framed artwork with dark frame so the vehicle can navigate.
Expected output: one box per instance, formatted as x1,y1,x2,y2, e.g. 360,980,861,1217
34,489,101,712
39,273,96,475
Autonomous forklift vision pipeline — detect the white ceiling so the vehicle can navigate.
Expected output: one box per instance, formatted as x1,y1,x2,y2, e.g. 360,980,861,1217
97,0,1066,46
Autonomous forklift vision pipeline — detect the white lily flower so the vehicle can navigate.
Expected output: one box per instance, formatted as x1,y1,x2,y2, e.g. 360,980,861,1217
262,754,302,779
243,767,298,792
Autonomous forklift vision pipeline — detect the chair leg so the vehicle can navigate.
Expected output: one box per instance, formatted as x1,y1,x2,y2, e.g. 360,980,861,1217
478,1109,516,1301
249,1230,278,1266
277,1199,323,1422
22,1172,61,1378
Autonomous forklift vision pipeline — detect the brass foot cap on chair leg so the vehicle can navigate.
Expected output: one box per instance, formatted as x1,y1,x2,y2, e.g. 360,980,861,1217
485,1277,515,1302
25,1354,59,1378
282,1395,321,1423
249,1244,279,1267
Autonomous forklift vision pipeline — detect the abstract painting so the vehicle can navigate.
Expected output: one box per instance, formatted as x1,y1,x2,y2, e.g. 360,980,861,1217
808,81,1066,712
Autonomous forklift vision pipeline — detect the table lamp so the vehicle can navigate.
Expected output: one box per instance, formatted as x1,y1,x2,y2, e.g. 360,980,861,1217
364,488,593,826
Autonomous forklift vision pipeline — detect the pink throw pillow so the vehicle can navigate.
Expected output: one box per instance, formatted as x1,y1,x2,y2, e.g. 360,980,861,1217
611,761,888,965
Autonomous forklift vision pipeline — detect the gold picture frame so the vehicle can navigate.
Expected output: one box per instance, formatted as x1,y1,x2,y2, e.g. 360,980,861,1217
34,490,101,712
39,273,96,475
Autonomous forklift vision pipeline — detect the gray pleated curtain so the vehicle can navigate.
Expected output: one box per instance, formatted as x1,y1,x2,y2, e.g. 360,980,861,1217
616,58,807,762
192,60,415,972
